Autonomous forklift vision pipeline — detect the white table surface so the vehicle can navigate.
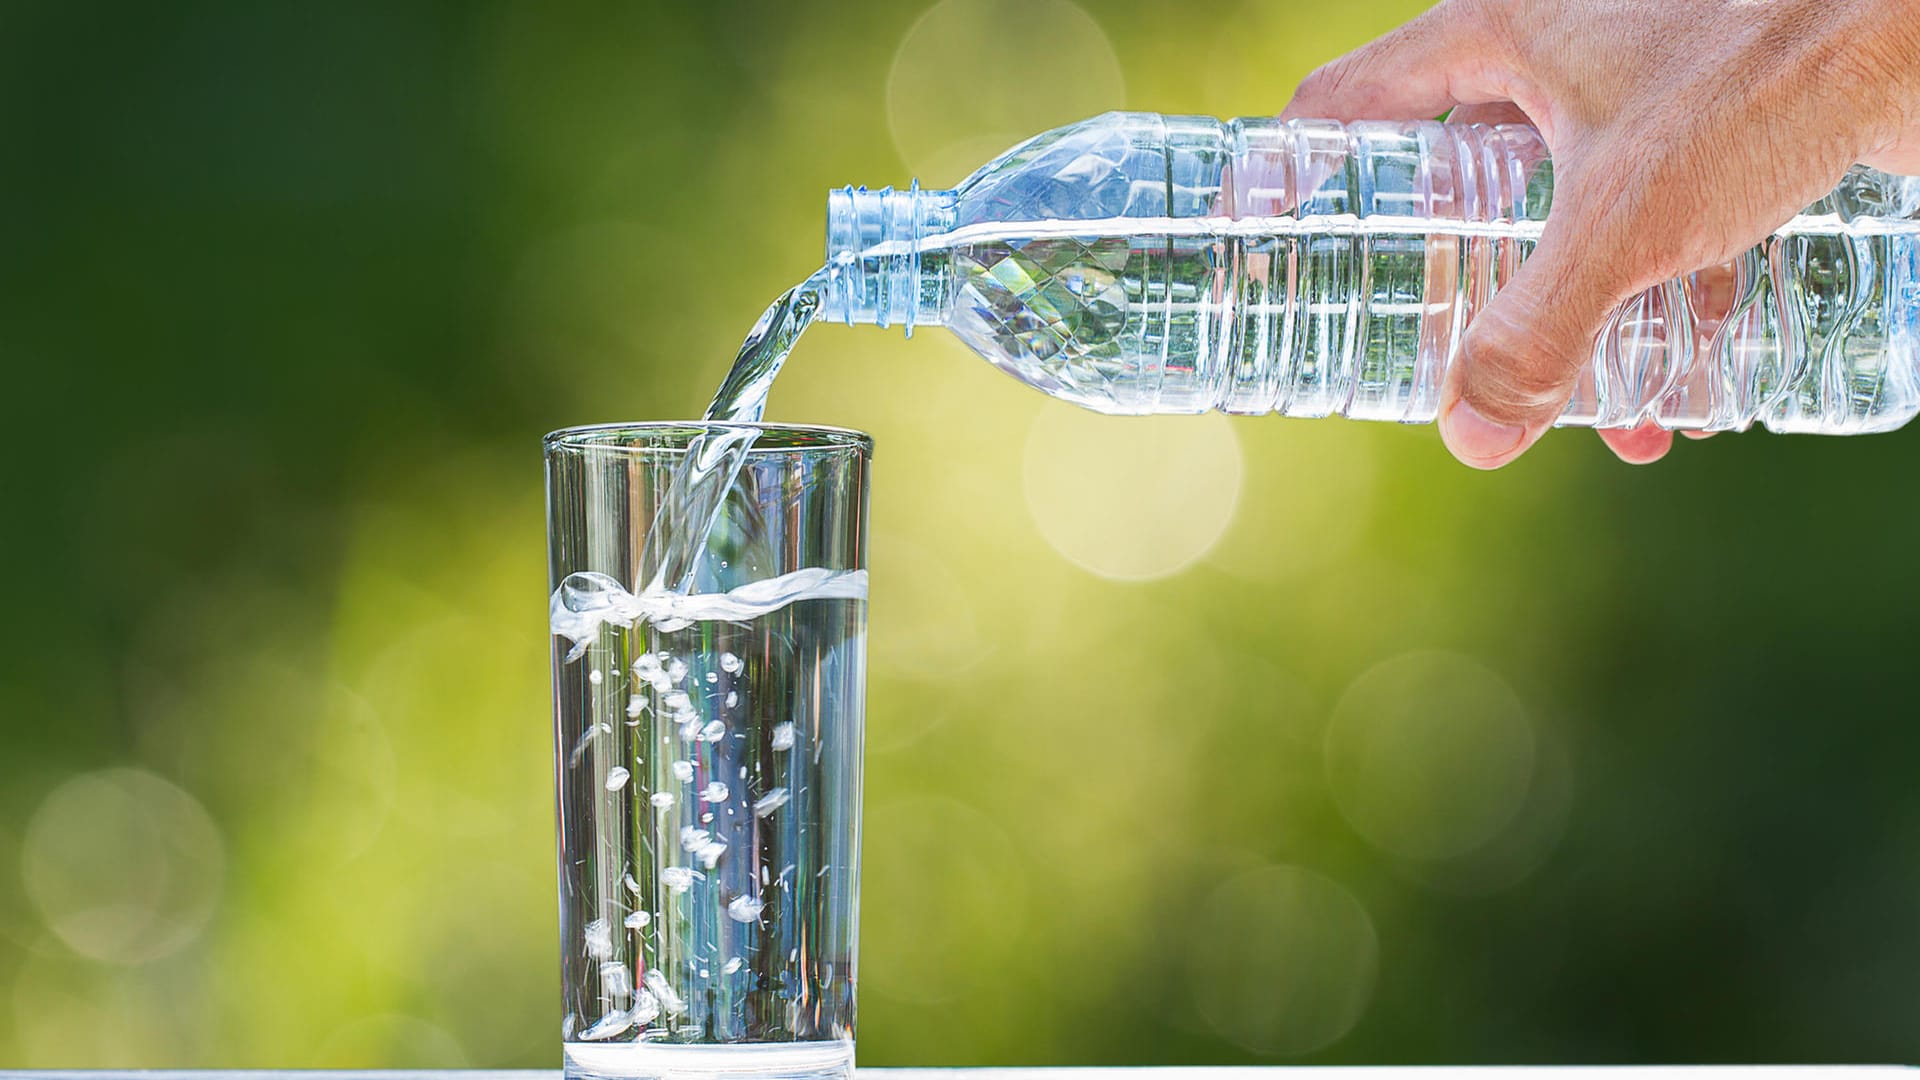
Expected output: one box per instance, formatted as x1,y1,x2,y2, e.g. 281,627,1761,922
3,1060,1904,1068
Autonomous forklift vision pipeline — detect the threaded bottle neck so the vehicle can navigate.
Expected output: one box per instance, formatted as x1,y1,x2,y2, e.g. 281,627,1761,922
822,183,959,334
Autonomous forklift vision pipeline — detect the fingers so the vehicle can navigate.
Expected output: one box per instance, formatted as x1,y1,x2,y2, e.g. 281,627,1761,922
1281,0,1517,122
1439,200,1733,467
1598,424,1675,464
1438,214,1645,469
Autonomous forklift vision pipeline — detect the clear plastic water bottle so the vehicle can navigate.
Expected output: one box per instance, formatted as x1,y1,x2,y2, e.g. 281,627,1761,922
821,112,1920,433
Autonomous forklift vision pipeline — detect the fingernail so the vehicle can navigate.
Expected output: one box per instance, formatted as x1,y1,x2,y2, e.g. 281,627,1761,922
1439,400,1528,468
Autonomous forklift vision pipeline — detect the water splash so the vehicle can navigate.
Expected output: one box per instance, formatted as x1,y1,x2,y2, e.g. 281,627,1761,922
551,567,869,659
627,271,831,594
635,425,762,596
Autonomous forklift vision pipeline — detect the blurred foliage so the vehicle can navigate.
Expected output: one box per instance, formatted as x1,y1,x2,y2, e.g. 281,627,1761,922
3,0,1920,1068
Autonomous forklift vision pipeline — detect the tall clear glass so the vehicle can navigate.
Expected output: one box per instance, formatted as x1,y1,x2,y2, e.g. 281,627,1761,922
546,423,870,1080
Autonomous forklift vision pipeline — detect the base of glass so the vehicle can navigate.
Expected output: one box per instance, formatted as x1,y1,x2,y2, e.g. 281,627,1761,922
565,1039,855,1080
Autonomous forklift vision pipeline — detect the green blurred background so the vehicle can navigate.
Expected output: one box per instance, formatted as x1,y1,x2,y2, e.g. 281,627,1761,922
4,0,1919,1068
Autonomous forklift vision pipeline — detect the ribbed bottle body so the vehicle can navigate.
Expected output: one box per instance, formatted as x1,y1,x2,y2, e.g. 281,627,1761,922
887,112,1920,433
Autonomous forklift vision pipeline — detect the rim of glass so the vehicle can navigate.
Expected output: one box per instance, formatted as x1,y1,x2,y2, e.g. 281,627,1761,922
544,421,872,455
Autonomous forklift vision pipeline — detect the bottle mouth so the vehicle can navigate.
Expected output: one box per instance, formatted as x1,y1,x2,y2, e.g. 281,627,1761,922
822,182,958,333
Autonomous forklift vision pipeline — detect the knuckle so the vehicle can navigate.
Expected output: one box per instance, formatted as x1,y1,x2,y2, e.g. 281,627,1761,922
1293,60,1354,105
1461,306,1583,421
1461,363,1570,423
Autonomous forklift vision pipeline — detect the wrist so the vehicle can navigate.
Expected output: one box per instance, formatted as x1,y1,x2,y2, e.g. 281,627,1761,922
1857,0,1920,94
1829,0,1920,154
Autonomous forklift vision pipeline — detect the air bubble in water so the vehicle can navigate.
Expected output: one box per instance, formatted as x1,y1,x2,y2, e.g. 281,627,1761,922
721,652,743,674
660,867,702,893
588,669,604,686
605,767,631,792
601,961,632,997
700,720,726,742
625,910,651,930
630,987,660,1025
727,894,765,923
702,781,730,803
706,671,719,684
568,726,597,768
679,826,729,867
583,918,614,959
667,658,689,685
626,695,648,718
650,791,674,809
753,788,790,817
771,723,796,751
672,760,694,783
643,969,687,1015
576,1009,633,1041
725,691,738,708
723,956,744,974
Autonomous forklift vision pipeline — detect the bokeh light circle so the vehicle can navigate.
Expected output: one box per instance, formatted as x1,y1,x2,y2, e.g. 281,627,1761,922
886,0,1126,187
21,768,225,964
1187,863,1378,1056
8,952,189,1065
1325,651,1534,861
1023,405,1244,581
1403,725,1573,895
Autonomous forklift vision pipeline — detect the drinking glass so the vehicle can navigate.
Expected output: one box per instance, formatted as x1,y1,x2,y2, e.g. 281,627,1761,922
546,423,870,1080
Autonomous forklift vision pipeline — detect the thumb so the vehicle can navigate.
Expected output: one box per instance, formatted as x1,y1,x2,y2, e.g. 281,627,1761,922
1439,213,1644,469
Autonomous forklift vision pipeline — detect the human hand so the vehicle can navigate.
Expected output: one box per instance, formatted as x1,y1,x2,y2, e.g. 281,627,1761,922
1282,0,1920,467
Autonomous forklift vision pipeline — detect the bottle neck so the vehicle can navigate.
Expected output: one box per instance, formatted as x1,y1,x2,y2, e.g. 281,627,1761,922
821,184,959,334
